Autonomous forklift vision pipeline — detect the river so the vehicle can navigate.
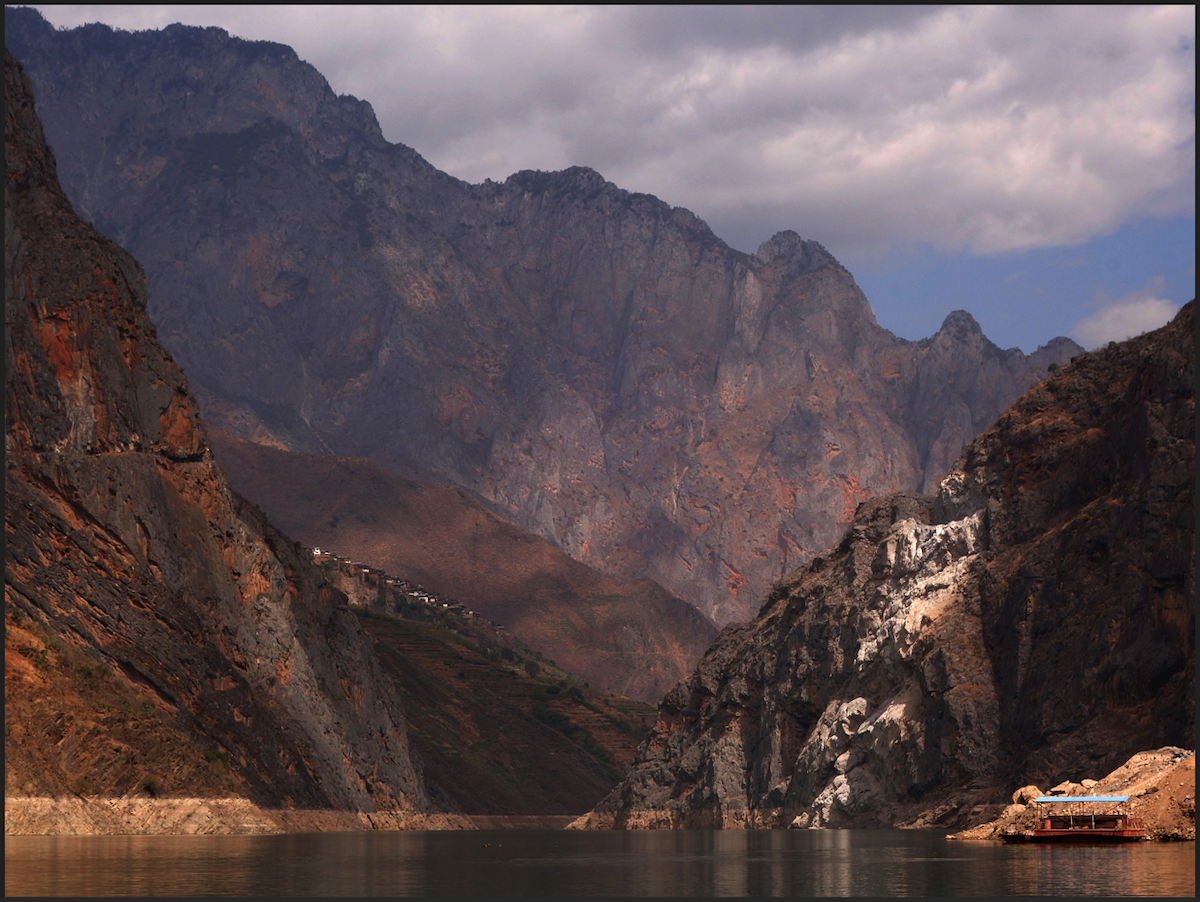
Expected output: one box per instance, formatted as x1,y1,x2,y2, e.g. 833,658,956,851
5,829,1194,896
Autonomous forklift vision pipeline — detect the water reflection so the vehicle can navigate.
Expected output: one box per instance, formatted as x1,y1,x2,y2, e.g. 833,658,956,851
1002,840,1194,896
6,830,1194,897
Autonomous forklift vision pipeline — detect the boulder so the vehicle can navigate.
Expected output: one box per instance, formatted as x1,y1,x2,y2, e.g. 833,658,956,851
1012,785,1042,805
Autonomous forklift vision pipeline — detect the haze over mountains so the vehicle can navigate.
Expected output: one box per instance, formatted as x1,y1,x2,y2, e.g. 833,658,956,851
206,427,717,703
6,8,1082,627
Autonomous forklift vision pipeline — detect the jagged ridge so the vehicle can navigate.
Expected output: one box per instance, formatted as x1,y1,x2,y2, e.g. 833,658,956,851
6,8,1082,626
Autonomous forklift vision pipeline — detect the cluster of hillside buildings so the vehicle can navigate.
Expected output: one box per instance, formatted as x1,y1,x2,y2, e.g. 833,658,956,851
310,548,495,625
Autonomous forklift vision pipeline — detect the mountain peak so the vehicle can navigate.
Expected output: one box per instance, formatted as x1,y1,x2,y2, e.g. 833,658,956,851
938,309,983,338
505,165,610,196
754,229,803,264
754,230,839,273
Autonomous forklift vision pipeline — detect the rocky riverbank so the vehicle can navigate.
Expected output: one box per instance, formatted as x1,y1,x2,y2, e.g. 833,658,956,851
950,747,1195,842
4,795,474,836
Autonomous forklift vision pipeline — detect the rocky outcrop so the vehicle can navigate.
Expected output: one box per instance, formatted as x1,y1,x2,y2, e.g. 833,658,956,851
573,302,1194,830
5,49,431,826
5,9,1082,625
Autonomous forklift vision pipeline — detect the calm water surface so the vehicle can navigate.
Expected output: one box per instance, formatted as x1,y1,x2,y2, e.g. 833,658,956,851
5,829,1194,897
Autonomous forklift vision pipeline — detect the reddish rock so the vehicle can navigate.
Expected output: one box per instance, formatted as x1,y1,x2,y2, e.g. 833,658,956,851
5,49,429,819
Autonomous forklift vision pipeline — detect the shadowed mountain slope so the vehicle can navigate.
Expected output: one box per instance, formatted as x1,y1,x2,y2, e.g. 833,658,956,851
6,8,1082,625
207,427,718,703
356,608,657,817
574,303,1194,831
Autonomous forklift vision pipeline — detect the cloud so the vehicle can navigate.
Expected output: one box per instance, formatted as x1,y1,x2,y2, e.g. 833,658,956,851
30,5,1197,259
1070,277,1182,349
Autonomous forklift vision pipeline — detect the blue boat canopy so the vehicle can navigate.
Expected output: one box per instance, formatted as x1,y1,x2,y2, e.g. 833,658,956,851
1032,796,1129,803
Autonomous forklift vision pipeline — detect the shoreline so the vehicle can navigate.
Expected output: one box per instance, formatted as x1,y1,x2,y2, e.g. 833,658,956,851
10,745,1191,840
3,796,477,836
948,748,1195,843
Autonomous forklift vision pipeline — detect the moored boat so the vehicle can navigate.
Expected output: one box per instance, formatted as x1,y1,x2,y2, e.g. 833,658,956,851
1002,796,1146,843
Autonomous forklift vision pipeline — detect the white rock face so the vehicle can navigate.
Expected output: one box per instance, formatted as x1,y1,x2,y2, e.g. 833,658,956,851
784,506,992,827
856,510,984,671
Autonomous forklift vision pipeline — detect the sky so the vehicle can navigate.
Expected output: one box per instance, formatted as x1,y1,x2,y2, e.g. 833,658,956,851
27,5,1196,353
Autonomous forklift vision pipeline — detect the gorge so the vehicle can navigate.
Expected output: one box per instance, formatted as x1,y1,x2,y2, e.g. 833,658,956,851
574,302,1194,830
6,9,1191,839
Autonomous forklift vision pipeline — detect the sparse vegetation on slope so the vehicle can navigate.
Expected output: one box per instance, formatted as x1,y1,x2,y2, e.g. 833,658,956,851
357,609,655,816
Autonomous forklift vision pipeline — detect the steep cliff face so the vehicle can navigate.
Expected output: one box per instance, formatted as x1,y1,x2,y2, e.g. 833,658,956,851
5,50,430,821
5,9,1081,625
576,303,1194,830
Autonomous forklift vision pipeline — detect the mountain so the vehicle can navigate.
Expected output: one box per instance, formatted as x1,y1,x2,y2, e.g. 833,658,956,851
206,428,718,703
354,606,658,818
573,302,1194,830
4,8,1083,626
4,48,435,832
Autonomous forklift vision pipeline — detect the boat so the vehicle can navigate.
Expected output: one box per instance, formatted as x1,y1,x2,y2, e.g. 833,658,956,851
1002,795,1146,843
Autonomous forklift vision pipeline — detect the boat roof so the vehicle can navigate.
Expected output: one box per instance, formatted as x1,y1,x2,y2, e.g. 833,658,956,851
1033,795,1129,803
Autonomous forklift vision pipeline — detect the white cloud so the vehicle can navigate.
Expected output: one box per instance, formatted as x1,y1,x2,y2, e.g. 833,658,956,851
28,5,1197,259
1070,278,1182,349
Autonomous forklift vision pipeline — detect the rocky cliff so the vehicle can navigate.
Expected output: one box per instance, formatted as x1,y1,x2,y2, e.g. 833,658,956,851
574,302,1194,830
5,49,432,828
5,9,1082,625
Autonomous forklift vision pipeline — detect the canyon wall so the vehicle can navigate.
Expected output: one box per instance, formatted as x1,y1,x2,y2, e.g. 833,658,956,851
5,49,431,826
6,9,1081,625
575,302,1194,830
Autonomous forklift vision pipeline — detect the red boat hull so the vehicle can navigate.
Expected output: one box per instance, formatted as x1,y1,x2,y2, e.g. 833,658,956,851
1003,813,1146,843
1024,828,1146,843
